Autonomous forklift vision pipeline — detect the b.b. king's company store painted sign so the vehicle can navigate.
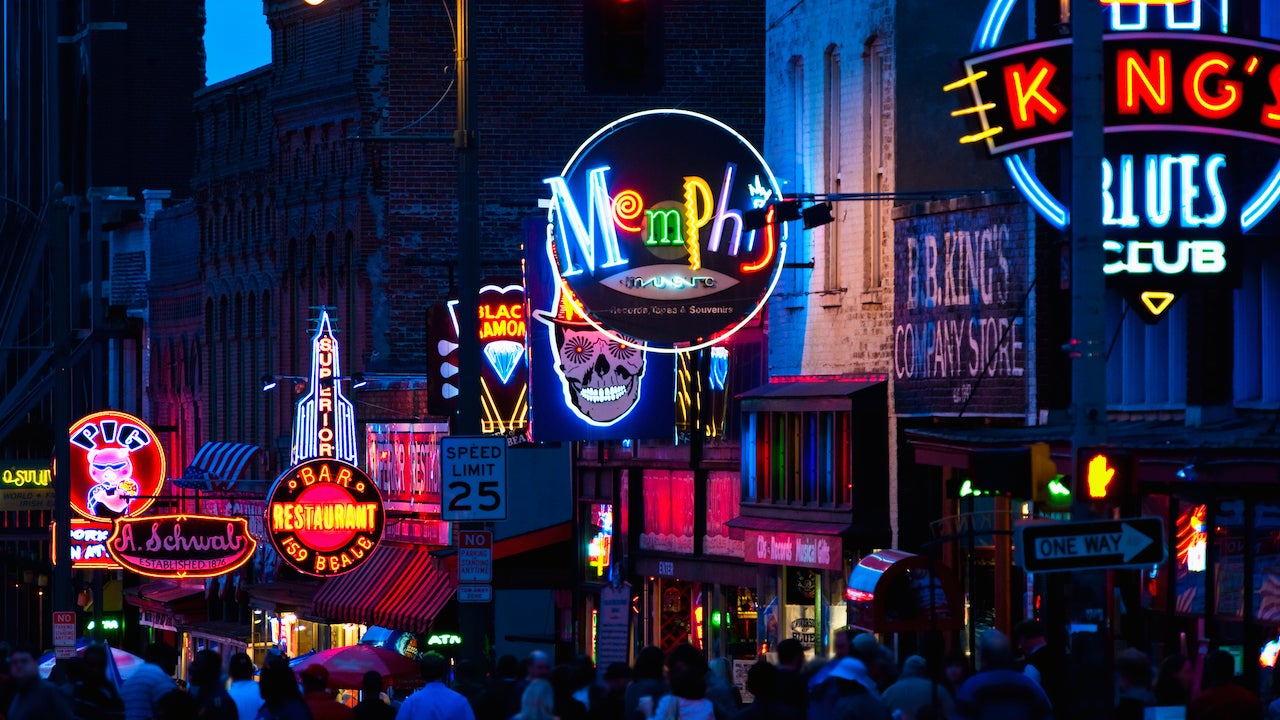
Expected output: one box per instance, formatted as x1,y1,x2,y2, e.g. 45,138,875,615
947,1,1280,319
544,109,786,351
266,458,385,577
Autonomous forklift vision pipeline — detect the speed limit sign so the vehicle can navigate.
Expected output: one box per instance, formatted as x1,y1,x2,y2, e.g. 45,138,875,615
441,436,507,521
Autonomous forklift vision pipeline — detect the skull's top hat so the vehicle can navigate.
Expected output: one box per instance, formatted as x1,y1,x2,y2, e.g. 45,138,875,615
532,285,596,329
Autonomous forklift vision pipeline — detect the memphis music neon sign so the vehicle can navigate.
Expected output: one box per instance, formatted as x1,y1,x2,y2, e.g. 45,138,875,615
544,109,786,351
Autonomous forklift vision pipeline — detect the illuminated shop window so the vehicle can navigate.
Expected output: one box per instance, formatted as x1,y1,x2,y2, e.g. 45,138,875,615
741,410,851,507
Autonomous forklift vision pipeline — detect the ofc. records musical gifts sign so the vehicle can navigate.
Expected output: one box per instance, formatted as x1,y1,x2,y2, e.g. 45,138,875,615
266,458,385,577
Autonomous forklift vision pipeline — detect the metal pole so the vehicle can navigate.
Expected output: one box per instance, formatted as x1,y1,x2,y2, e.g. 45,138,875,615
1068,0,1110,715
454,0,493,669
52,190,75,624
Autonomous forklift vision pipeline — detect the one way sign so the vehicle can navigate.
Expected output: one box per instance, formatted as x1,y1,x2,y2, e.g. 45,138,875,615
1016,517,1165,573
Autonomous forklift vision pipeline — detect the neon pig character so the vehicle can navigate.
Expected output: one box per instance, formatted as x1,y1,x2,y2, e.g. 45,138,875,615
85,446,141,519
534,293,647,425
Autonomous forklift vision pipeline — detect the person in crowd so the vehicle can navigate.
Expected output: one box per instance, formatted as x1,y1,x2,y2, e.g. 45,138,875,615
513,679,557,720
774,638,809,719
451,659,490,719
188,649,238,720
954,630,1052,720
487,655,524,720
155,688,200,720
593,662,631,720
809,628,858,691
570,654,603,713
942,654,971,700
255,657,311,720
353,671,395,720
518,651,553,698
122,642,180,720
551,664,588,720
706,657,742,719
737,661,798,720
625,646,669,720
227,653,264,720
1114,648,1156,720
851,635,898,694
73,643,125,720
1187,650,1261,720
880,655,954,720
1013,620,1066,713
810,639,882,720
300,665,354,720
1154,652,1194,707
6,643,73,720
649,644,715,720
395,652,475,720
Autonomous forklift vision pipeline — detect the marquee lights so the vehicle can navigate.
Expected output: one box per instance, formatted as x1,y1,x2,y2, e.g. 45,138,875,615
291,310,358,466
266,458,385,577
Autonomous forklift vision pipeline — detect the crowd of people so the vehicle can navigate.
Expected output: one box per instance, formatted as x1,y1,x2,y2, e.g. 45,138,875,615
0,624,1276,720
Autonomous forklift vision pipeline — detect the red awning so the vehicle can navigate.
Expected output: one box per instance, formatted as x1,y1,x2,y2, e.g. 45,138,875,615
313,543,454,634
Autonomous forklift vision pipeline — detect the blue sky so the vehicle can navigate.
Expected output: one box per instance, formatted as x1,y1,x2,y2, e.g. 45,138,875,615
204,0,272,85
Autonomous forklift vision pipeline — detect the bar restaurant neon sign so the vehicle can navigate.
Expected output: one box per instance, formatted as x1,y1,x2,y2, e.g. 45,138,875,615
266,458,385,577
946,0,1280,317
544,109,786,352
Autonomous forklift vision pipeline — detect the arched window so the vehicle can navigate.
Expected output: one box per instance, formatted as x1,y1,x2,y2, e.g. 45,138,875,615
822,44,842,291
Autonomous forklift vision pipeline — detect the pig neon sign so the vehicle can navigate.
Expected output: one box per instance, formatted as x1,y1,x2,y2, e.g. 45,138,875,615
544,109,786,351
69,411,166,521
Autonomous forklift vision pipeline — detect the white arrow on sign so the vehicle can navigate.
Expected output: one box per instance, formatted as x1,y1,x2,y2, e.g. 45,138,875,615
1032,522,1155,563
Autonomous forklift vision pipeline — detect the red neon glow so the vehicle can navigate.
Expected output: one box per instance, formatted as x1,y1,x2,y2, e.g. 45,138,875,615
1003,58,1066,130
846,587,874,602
1177,504,1208,573
612,189,644,233
108,515,257,579
1262,66,1280,129
768,374,888,384
1085,454,1117,499
1185,52,1242,120
1117,49,1173,115
267,459,386,577
69,411,166,522
740,205,776,273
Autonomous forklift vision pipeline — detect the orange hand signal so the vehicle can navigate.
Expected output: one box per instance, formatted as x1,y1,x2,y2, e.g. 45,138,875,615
1087,454,1115,498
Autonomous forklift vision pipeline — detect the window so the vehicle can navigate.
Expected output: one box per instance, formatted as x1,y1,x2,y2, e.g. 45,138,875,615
862,38,884,290
584,0,664,94
742,410,852,507
1234,254,1280,406
822,46,842,291
1105,290,1187,408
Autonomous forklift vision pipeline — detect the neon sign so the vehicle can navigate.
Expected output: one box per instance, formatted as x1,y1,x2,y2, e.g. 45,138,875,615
266,458,385,577
108,515,257,579
544,109,786,352
586,504,613,578
69,411,166,521
291,309,357,466
947,4,1278,320
443,284,530,434
55,519,123,570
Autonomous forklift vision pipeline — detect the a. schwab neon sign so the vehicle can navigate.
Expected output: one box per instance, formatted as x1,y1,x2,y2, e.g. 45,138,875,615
543,109,786,352
946,1,1280,314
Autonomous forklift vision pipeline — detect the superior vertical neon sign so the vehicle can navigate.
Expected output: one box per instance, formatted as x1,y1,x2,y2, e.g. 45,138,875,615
291,309,357,465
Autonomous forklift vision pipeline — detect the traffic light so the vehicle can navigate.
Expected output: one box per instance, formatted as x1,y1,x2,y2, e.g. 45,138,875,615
1076,448,1135,508
967,447,1032,498
1030,443,1070,508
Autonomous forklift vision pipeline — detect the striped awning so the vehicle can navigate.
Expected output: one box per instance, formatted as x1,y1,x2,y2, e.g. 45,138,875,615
313,543,455,634
174,442,261,490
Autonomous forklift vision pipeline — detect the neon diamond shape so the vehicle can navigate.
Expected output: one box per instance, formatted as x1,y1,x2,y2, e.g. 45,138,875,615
483,340,525,385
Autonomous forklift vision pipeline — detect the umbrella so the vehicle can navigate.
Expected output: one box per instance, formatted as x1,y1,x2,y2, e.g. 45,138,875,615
38,642,145,686
292,644,422,689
